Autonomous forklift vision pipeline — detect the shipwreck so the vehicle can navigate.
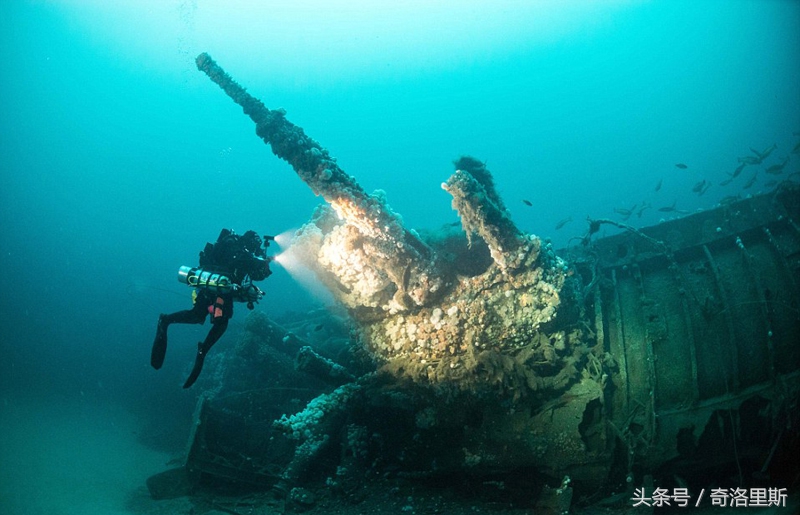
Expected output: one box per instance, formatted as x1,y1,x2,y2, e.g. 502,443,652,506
146,53,800,512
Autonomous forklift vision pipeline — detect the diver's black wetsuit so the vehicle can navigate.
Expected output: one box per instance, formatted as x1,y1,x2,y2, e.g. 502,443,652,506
151,229,271,388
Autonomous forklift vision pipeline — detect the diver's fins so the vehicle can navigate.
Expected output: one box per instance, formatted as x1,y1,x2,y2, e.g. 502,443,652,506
151,314,168,369
183,342,207,389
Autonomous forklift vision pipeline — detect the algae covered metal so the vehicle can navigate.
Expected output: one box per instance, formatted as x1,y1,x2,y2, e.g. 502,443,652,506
147,54,800,506
588,185,800,476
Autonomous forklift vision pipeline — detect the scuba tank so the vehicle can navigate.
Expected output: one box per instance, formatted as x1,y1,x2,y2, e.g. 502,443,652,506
177,266,234,294
177,266,264,308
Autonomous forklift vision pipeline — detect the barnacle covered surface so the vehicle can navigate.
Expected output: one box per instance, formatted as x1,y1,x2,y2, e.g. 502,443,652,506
196,52,443,310
165,56,800,509
442,162,527,272
289,162,584,394
362,237,585,394
197,51,584,396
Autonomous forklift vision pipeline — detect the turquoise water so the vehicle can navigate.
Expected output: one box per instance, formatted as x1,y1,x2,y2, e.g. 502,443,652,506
1,1,798,513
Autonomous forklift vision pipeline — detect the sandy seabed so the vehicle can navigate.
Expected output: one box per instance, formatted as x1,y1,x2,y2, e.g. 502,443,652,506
0,394,171,515
1,392,796,515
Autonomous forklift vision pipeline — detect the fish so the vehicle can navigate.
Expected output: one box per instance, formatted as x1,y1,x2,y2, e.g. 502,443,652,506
741,144,777,166
555,217,573,230
692,180,706,193
731,162,746,178
658,201,688,214
314,324,325,332
692,180,711,196
614,204,637,221
764,157,789,175
675,163,688,169
636,202,651,218
738,155,762,165
522,199,533,207
654,179,663,192
754,143,777,161
719,177,734,186
743,173,758,189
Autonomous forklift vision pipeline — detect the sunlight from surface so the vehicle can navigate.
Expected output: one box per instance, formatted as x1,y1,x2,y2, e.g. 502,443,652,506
46,0,636,82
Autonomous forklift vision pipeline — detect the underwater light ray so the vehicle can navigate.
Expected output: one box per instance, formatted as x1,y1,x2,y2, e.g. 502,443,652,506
271,232,335,305
273,228,297,249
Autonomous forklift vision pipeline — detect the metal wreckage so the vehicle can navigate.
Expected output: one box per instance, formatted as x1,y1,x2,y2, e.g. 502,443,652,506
147,53,800,510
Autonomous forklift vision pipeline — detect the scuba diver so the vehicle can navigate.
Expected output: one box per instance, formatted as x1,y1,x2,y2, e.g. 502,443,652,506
151,229,273,388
